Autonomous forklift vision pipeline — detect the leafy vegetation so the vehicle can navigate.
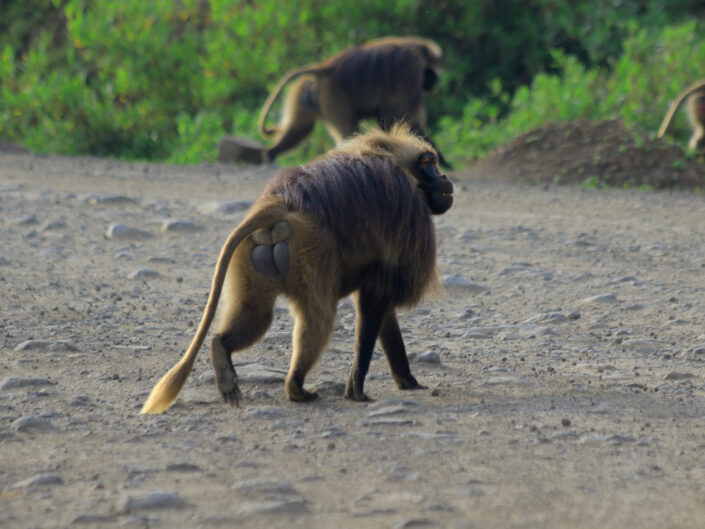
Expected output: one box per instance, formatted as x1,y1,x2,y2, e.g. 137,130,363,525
1,0,705,164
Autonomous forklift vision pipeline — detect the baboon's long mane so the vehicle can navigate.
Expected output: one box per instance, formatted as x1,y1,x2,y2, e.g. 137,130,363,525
263,153,436,304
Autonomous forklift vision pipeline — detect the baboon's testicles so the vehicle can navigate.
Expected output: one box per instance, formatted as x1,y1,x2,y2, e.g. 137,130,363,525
251,220,291,277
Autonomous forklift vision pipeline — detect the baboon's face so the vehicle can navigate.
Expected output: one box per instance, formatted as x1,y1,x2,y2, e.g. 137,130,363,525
423,67,440,91
414,152,453,214
695,94,705,121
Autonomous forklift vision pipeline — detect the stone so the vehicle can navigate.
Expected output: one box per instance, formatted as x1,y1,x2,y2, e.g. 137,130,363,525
218,136,266,164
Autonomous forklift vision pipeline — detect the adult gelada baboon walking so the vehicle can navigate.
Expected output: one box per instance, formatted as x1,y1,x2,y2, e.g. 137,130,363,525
140,125,453,414
257,36,452,168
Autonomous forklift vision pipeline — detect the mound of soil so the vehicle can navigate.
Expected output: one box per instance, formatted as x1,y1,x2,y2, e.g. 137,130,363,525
465,119,705,190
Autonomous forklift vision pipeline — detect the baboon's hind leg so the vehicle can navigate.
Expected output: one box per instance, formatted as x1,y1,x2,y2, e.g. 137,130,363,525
212,298,275,406
285,300,336,402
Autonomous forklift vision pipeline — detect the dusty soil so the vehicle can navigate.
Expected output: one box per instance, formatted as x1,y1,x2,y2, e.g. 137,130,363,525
471,119,705,190
2,121,705,529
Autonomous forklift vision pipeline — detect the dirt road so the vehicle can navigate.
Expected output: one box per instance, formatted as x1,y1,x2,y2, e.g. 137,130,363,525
1,151,705,528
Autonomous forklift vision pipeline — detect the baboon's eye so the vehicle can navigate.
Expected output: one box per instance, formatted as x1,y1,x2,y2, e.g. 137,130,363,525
419,152,437,167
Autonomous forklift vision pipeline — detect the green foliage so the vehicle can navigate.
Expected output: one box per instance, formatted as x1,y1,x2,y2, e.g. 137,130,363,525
439,20,705,164
2,0,705,163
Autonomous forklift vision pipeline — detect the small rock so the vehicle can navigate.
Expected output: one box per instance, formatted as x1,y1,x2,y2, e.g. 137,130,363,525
121,491,191,512
481,376,528,387
14,339,51,351
625,304,645,311
499,264,528,275
414,351,441,364
457,308,476,320
13,415,56,433
369,418,419,427
523,312,568,325
87,194,137,205
160,219,204,233
230,478,309,516
11,473,63,489
580,293,618,304
106,223,152,240
394,520,436,529
72,514,113,524
0,377,52,390
441,274,489,294
237,500,310,517
198,200,252,215
15,215,39,225
49,341,78,352
684,344,705,359
128,269,161,280
664,372,695,381
238,364,287,384
245,406,289,419
165,463,202,472
463,326,497,339
41,220,67,231
231,479,299,498
369,404,417,418
621,339,662,354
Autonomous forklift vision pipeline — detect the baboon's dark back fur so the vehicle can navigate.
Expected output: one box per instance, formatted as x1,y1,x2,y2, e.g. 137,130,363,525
325,44,425,106
263,153,436,305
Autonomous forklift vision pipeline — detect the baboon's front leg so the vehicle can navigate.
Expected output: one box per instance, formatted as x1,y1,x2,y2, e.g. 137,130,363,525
345,294,388,401
379,310,426,390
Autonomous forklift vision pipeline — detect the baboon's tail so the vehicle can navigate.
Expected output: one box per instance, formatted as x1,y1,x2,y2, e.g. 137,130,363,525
140,198,289,414
658,79,705,138
258,65,320,138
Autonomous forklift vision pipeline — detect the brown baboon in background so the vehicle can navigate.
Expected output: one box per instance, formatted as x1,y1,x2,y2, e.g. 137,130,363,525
140,125,454,414
658,80,705,151
257,36,452,168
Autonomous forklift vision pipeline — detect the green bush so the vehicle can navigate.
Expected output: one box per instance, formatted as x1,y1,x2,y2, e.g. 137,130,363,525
438,20,705,163
1,0,705,163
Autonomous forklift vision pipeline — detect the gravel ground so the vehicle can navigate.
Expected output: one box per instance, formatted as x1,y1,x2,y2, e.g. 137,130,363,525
2,150,705,529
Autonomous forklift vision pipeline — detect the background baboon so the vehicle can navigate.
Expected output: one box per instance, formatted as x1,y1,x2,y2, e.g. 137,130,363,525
658,80,705,151
257,36,452,168
140,125,453,414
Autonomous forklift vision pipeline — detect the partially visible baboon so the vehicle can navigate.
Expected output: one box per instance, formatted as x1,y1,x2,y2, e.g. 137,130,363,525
658,80,705,151
140,125,453,414
257,36,452,168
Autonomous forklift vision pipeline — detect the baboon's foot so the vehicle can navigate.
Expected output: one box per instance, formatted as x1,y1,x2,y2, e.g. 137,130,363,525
344,379,371,402
216,372,242,407
393,373,427,390
285,376,318,402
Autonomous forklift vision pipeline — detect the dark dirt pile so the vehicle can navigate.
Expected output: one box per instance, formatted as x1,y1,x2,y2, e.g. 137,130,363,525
464,118,705,190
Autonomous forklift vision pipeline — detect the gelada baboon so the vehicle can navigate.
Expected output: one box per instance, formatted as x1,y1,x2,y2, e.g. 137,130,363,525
257,36,452,168
140,125,453,414
658,80,705,150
